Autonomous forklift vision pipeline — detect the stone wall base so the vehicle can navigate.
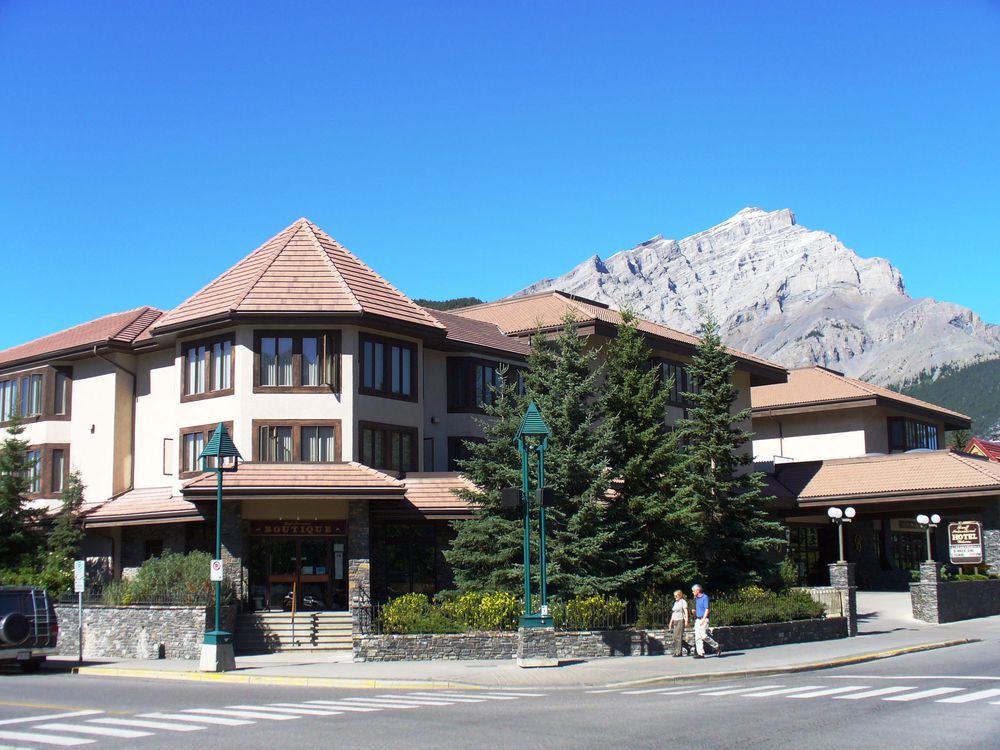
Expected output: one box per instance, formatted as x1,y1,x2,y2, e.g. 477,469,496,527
910,579,1000,624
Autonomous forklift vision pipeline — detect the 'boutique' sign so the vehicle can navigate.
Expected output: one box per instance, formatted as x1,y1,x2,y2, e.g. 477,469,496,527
249,520,346,537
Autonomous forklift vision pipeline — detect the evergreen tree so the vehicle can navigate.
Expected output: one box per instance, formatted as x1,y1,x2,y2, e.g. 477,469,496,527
0,417,41,566
601,310,696,594
47,471,86,562
675,314,786,591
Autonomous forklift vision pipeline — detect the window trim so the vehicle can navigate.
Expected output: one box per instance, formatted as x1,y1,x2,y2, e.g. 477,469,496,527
250,419,343,463
358,421,419,473
178,421,235,478
180,334,236,403
252,331,341,394
23,443,71,499
0,366,73,426
358,333,418,402
446,357,524,413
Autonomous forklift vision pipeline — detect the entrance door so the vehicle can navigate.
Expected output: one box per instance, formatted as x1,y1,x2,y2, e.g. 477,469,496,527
248,537,346,611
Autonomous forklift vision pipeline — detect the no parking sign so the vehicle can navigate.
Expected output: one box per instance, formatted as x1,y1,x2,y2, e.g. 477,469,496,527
210,558,225,581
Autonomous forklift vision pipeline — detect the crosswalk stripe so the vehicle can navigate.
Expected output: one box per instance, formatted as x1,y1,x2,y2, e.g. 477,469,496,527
936,689,1000,704
36,723,153,739
0,743,36,750
0,712,104,727
479,692,547,698
88,717,205,732
788,686,871,699
700,685,785,696
305,702,382,713
142,713,253,726
586,688,625,694
342,697,444,708
434,692,517,701
183,708,295,721
399,694,484,703
229,705,339,716
833,687,916,700
0,732,94,747
623,686,720,695
884,688,964,702
742,686,825,698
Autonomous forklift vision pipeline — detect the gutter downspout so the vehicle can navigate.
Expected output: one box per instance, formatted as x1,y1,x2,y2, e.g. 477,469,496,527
93,345,137,497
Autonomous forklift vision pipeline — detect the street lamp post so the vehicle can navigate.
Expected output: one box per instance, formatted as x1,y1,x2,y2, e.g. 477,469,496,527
198,423,242,672
512,401,552,628
827,506,856,563
916,513,941,562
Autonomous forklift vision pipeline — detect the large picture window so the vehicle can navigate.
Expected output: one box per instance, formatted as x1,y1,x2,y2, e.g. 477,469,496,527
251,420,342,463
447,358,524,412
888,417,940,452
0,367,72,423
360,334,416,401
254,332,339,392
181,334,234,401
359,422,417,473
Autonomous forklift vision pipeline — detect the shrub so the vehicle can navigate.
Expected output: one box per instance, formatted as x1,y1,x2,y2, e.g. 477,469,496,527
100,551,231,605
554,594,626,630
442,591,519,631
378,593,463,634
712,590,825,626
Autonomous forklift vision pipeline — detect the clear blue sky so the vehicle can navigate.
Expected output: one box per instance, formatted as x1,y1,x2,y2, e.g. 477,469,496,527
1,1,998,350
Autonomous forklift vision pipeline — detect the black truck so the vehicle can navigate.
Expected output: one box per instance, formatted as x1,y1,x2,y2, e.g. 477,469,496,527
0,587,59,672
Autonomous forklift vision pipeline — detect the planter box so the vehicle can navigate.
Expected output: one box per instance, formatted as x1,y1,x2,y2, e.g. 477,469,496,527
910,579,1000,624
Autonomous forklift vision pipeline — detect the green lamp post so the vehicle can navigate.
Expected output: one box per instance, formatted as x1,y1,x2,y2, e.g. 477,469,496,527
198,423,242,672
513,401,553,628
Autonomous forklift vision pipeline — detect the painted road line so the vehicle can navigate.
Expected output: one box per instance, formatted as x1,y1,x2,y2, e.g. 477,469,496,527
586,689,626,694
699,685,785,696
344,697,450,707
37,723,153,739
478,692,547,698
88,717,205,732
229,705,340,717
434,692,518,701
182,708,296,721
622,686,721,696
142,713,253,726
833,687,916,700
398,694,484,704
936,689,1000,704
305,702,383,713
0,731,94,746
0,712,104,727
827,675,1000,681
884,688,964,702
788,686,871,699
742,686,826,698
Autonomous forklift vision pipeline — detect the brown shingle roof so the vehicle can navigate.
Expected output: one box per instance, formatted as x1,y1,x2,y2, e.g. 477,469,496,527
423,309,531,357
82,487,203,527
401,472,478,517
774,450,1000,504
0,307,163,369
154,219,444,333
181,462,405,498
452,291,785,382
752,366,971,427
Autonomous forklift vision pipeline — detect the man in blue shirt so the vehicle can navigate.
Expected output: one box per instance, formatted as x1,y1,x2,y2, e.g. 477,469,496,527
692,584,722,658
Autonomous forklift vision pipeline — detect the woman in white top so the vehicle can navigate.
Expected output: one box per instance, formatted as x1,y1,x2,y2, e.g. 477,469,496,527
669,589,689,657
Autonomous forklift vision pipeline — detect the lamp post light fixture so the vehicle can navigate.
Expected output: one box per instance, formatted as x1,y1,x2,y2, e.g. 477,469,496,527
198,423,242,672
827,506,856,563
915,513,941,563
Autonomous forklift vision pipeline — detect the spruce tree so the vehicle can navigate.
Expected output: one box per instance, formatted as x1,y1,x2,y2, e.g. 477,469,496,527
601,310,696,594
42,471,87,594
675,314,786,591
0,417,41,566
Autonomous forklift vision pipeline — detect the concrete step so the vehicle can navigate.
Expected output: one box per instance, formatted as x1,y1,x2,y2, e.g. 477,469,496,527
235,611,353,652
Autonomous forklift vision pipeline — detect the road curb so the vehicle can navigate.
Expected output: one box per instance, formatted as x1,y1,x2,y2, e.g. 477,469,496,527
71,666,478,690
604,638,980,689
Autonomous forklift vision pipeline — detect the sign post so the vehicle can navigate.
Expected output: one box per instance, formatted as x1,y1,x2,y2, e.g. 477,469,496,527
73,559,85,663
948,521,984,566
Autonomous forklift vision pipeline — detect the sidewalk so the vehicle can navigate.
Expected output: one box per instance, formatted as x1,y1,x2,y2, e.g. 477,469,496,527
54,594,999,690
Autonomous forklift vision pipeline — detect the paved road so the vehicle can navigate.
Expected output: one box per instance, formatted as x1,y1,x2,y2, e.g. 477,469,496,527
1,640,997,749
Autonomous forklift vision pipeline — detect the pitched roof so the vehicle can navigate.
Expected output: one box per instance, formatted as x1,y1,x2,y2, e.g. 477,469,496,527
773,450,1000,505
181,462,405,498
752,366,971,428
397,472,479,518
81,487,203,527
154,219,444,333
0,307,163,370
964,437,1000,462
422,309,531,357
451,291,786,383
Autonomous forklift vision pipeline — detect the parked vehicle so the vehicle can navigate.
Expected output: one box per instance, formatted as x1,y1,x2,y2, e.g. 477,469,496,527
0,587,59,672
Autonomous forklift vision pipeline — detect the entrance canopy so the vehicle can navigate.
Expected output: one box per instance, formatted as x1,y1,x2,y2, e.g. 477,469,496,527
181,462,407,501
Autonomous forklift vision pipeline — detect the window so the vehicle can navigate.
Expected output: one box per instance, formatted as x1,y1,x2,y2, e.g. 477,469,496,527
181,335,234,400
891,531,928,572
360,423,417,472
251,421,341,463
447,358,524,412
447,436,484,471
17,374,43,416
0,379,17,420
888,417,940,452
54,370,70,415
178,422,234,477
25,449,41,494
50,449,65,494
360,334,416,400
660,360,699,407
255,332,339,391
381,524,439,597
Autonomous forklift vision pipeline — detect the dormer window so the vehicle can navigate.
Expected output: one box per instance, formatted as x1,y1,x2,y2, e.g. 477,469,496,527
254,332,340,393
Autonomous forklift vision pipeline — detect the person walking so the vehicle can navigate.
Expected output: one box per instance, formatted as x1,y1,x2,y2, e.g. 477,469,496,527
691,584,722,658
669,590,689,657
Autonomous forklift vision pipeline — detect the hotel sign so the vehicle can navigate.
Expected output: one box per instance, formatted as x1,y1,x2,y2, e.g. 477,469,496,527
948,521,983,565
249,520,346,537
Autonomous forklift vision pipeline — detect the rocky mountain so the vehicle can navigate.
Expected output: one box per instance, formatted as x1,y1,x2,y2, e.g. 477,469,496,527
517,207,1000,386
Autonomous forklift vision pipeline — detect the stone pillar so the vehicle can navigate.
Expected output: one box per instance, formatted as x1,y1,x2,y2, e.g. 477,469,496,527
348,500,372,641
829,562,858,636
982,501,1000,576
517,626,558,668
910,561,941,623
219,502,246,601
